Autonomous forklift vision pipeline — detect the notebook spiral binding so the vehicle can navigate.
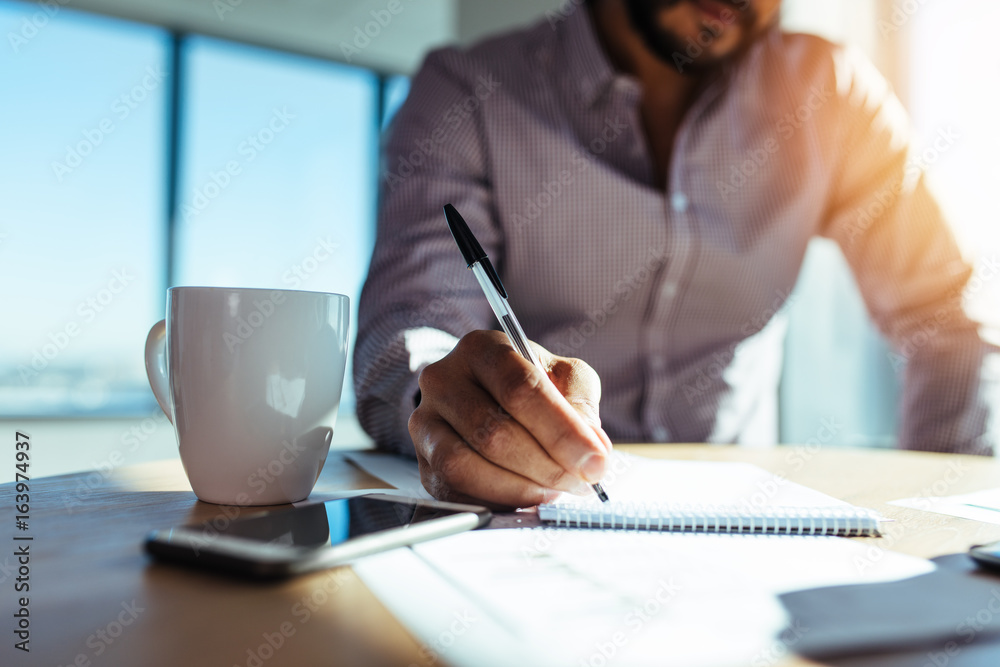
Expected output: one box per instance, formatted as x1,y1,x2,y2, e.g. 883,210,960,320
540,503,882,536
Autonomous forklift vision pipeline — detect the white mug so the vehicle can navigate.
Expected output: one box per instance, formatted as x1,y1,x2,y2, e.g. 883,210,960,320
144,286,349,505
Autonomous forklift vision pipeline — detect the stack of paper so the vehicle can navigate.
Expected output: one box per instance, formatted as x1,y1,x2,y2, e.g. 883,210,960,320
349,451,934,667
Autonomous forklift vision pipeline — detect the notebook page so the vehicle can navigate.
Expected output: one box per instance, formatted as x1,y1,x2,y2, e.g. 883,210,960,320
550,451,857,509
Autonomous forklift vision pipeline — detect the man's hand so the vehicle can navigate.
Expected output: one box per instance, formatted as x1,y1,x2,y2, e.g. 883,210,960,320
408,330,613,509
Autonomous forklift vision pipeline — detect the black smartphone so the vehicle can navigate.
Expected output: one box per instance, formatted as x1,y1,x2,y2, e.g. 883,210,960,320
970,541,1000,572
144,493,491,579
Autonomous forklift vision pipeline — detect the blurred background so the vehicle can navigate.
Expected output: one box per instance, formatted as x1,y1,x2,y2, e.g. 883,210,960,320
2,0,998,482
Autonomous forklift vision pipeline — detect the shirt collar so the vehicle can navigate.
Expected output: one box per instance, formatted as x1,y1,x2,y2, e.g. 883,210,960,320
559,5,620,108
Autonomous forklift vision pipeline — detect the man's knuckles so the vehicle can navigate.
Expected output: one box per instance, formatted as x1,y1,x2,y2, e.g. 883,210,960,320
495,364,546,412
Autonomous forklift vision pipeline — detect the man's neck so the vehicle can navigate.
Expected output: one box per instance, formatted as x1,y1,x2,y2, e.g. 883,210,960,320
587,0,702,119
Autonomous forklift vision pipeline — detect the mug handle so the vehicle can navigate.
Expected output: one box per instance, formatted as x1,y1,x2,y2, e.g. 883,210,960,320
144,319,174,424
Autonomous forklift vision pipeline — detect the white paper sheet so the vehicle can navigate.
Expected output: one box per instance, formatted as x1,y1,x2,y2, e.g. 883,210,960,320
354,529,935,667
290,488,395,507
343,451,434,500
890,486,1000,525
349,451,923,665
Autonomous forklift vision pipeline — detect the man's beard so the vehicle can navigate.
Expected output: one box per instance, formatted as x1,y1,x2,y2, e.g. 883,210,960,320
623,0,763,76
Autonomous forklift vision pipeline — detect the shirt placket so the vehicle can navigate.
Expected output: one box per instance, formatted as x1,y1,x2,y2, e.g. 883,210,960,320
604,81,678,442
639,88,719,443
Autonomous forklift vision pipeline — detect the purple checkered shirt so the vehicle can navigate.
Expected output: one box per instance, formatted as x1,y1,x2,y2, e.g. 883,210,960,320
354,6,999,455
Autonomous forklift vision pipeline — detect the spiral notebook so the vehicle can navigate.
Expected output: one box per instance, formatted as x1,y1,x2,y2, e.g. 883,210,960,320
536,452,885,536
538,502,882,536
345,450,887,536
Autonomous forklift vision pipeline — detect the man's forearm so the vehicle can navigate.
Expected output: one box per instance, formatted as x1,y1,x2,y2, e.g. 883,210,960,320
897,328,1000,456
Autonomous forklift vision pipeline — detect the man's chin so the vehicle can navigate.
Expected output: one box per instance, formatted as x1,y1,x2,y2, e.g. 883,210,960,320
624,0,759,75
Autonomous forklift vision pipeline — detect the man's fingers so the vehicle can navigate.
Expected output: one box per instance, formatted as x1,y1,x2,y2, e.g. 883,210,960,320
459,336,607,481
411,414,561,509
470,356,606,482
537,350,613,448
409,330,610,508
588,422,614,454
429,381,593,495
562,395,613,455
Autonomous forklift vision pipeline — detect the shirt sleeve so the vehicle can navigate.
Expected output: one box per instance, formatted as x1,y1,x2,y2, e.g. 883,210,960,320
820,46,1000,455
353,49,500,455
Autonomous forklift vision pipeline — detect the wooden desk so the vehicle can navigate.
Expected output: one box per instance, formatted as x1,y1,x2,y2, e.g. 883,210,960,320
4,445,1000,667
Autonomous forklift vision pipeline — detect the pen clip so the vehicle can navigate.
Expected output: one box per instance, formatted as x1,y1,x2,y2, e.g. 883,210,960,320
443,203,509,299
478,258,508,300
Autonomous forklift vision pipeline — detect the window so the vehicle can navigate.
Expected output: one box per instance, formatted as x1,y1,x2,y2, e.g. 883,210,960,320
909,1,1000,268
0,5,167,415
0,2,395,418
177,37,380,413
381,74,411,129
778,1,899,448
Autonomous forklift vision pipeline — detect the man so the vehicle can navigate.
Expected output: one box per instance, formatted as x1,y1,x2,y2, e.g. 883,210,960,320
354,0,999,508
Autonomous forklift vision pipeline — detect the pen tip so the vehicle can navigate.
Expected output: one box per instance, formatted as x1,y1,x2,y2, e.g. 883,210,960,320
593,483,609,503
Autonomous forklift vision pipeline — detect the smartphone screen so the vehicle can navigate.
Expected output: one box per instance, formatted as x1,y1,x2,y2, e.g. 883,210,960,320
202,496,467,549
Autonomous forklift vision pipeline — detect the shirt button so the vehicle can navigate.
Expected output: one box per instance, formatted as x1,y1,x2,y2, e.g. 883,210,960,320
662,282,678,298
651,426,669,442
650,354,666,371
670,191,689,213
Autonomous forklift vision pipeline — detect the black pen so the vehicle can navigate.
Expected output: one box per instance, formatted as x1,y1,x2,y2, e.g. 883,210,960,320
443,203,610,503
